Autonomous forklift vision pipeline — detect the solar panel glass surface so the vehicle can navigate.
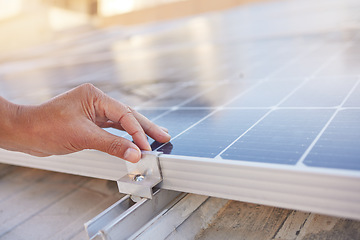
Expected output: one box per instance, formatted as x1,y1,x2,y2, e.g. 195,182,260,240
0,0,359,194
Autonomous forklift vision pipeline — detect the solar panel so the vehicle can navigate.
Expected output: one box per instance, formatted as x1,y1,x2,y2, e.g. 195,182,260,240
0,0,359,220
136,73,360,170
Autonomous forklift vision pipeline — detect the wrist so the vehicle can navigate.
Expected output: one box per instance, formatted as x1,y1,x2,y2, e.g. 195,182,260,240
0,97,30,152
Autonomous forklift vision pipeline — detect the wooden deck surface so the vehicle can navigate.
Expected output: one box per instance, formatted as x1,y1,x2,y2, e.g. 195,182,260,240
0,163,124,240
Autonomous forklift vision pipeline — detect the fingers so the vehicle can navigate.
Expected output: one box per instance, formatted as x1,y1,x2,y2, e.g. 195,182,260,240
131,110,171,143
97,118,169,139
86,126,142,163
90,85,170,152
98,96,152,151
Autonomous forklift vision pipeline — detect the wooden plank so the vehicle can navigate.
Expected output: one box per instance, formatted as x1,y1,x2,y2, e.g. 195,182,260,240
54,194,124,240
0,164,124,240
179,200,360,240
195,201,292,240
273,211,311,239
1,186,121,240
166,197,229,240
0,166,52,203
0,171,89,238
296,214,360,240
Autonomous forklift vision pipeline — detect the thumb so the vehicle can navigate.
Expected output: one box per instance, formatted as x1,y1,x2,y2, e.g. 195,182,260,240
86,127,142,163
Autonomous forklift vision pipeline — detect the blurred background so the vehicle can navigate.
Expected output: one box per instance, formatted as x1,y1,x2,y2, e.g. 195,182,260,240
0,0,276,107
0,0,358,107
0,0,267,54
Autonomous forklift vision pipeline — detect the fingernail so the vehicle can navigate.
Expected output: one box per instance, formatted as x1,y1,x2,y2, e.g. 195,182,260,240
162,130,171,140
124,148,141,162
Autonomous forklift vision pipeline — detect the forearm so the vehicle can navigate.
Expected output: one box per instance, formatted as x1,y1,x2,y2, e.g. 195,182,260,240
0,97,49,156
0,97,21,151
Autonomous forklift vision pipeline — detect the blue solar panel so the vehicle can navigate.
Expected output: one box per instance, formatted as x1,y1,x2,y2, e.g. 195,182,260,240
1,0,359,175
121,58,360,171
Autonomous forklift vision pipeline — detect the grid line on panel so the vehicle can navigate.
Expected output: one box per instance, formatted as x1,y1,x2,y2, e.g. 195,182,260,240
134,38,308,122
296,78,360,166
218,40,356,160
153,39,336,152
216,77,313,158
153,80,266,149
120,76,237,138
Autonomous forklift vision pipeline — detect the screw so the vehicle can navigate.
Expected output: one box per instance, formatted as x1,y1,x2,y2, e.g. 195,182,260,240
133,174,145,182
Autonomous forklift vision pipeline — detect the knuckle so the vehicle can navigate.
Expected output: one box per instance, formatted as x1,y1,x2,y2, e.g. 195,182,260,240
118,110,133,123
81,83,95,90
124,105,132,115
80,83,101,96
107,139,123,156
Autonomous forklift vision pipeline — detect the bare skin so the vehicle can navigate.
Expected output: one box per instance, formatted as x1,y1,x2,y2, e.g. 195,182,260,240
0,83,171,163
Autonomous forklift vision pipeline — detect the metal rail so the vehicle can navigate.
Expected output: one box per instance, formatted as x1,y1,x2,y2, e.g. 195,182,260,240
85,189,184,240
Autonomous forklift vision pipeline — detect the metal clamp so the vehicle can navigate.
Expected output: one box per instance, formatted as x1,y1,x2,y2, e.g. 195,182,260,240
116,151,162,199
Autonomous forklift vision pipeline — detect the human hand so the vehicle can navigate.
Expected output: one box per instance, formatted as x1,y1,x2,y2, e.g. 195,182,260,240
0,84,171,162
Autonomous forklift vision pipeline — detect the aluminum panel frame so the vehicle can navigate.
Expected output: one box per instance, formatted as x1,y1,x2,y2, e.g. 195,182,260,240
0,149,127,180
158,154,360,221
1,149,360,220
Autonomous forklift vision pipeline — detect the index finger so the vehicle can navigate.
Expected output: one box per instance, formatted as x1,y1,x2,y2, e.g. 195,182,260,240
130,109,171,143
97,95,151,151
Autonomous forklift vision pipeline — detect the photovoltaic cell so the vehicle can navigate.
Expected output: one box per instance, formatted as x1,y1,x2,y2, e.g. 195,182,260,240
303,110,360,170
118,109,211,141
221,109,335,164
158,109,267,157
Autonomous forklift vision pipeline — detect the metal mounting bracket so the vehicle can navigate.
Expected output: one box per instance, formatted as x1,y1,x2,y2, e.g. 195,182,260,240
116,151,162,199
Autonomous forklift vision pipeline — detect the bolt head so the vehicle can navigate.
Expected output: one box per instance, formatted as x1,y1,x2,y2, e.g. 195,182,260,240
133,174,145,182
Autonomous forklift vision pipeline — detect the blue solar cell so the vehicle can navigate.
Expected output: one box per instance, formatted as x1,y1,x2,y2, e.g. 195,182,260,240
152,109,212,137
221,109,335,164
304,110,360,170
158,109,267,157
